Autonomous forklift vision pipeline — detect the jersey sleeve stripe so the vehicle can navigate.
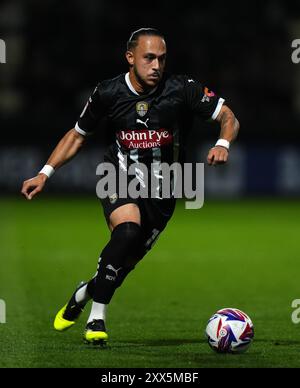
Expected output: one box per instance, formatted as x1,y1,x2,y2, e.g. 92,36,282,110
75,122,89,136
211,98,225,121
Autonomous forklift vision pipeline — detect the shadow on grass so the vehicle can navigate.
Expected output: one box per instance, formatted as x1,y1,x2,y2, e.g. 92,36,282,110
254,338,300,346
115,338,206,347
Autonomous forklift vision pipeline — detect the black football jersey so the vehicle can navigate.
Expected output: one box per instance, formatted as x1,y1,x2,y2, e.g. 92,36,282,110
75,72,224,198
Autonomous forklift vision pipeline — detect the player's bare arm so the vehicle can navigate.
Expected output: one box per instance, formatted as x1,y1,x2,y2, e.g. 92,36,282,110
207,105,240,166
21,128,86,200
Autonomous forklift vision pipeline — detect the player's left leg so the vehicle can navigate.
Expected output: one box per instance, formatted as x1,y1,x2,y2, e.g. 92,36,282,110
53,281,90,332
53,201,141,340
53,215,158,334
54,198,176,344
54,204,142,340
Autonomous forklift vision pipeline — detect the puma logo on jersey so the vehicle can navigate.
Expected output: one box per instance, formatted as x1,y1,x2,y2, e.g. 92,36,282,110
136,118,149,128
106,265,122,277
201,95,210,103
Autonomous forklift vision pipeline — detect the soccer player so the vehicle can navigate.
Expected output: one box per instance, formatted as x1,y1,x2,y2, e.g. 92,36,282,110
21,28,240,345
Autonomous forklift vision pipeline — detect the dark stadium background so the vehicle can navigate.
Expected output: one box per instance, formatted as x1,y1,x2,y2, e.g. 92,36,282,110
1,0,300,369
1,0,300,197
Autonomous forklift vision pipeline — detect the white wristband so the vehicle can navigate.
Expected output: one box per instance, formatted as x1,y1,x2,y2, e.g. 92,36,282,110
39,165,55,178
215,139,230,150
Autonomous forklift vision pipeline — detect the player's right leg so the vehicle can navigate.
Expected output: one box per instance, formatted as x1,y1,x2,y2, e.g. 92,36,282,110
83,197,176,345
83,203,143,345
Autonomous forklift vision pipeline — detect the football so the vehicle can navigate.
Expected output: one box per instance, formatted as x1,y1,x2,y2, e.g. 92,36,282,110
205,308,254,354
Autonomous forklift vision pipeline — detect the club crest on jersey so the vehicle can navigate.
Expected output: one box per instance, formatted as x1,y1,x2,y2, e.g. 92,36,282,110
109,193,118,204
136,101,148,117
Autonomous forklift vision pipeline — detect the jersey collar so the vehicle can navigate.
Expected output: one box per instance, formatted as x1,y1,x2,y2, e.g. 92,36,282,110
125,72,158,96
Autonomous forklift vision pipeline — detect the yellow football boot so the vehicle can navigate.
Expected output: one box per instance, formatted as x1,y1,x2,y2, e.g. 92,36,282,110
53,281,86,332
84,319,108,346
54,304,76,331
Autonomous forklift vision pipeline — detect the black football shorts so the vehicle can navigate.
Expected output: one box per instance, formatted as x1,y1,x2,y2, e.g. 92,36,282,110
100,187,176,260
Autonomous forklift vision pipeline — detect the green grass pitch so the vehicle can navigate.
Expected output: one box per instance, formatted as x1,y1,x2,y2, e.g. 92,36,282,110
0,196,299,368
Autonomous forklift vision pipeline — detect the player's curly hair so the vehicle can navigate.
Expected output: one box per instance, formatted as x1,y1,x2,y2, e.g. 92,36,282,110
127,28,165,51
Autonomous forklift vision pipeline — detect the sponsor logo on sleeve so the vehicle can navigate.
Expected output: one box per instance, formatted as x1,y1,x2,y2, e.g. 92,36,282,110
201,87,216,103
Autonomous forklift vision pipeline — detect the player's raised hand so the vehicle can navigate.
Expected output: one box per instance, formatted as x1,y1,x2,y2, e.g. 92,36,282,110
207,146,229,166
21,174,48,200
